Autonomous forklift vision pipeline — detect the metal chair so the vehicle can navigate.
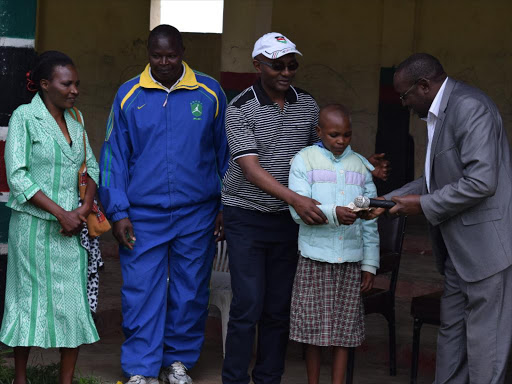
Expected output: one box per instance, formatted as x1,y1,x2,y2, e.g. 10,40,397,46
209,240,232,357
410,290,442,384
346,215,407,384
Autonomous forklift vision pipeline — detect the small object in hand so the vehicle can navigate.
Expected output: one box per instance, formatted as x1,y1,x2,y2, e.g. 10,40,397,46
345,201,369,212
126,232,135,244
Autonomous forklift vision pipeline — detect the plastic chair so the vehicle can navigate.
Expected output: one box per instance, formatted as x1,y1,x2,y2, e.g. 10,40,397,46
209,240,232,357
346,214,407,384
410,290,442,384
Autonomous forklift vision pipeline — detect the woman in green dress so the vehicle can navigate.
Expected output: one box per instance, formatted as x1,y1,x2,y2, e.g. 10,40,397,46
1,51,100,384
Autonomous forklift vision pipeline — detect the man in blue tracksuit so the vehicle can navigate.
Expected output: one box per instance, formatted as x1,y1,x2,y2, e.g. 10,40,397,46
98,25,229,384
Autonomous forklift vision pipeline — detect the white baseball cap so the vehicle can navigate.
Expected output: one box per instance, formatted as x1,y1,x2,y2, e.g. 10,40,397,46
252,32,302,59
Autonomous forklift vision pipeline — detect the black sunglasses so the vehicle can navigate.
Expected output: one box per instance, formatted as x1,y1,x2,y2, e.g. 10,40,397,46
257,60,299,72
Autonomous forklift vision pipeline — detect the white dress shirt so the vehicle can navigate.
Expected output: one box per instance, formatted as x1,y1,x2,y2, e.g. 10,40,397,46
423,77,448,192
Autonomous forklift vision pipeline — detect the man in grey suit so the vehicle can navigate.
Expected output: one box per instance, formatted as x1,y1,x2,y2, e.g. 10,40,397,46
370,53,512,383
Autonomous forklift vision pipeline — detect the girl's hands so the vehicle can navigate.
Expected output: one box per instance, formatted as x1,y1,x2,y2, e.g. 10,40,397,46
335,206,357,225
361,271,375,292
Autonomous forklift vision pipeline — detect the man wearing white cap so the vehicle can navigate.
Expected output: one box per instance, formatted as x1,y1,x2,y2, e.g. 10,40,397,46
221,32,388,384
221,32,327,384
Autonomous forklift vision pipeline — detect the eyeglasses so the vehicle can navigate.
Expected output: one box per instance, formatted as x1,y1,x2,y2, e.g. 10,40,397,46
257,60,299,72
399,78,424,101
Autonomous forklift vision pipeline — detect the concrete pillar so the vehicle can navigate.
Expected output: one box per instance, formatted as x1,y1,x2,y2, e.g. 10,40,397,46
219,0,273,100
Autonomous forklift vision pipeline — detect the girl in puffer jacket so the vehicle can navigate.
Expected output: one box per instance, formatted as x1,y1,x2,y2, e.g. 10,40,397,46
288,104,379,384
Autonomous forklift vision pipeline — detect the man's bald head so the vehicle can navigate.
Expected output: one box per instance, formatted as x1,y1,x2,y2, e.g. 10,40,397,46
394,53,447,118
395,53,446,84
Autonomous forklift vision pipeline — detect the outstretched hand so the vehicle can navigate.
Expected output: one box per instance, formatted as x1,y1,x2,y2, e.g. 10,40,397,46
358,196,387,220
292,195,328,225
368,153,391,181
389,195,422,216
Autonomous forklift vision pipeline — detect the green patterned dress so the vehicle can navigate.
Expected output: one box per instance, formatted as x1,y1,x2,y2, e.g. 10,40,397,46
0,94,100,348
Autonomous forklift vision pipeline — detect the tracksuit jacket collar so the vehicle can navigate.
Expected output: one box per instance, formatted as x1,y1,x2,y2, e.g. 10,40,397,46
139,61,198,91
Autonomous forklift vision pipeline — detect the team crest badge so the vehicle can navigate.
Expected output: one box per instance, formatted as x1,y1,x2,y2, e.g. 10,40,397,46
190,101,203,120
275,36,287,43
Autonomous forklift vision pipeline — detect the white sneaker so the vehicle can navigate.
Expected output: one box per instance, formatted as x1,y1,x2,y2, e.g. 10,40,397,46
125,375,159,384
160,361,193,384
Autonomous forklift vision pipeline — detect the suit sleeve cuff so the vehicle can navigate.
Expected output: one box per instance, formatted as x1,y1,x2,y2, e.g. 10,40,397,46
420,194,443,226
383,193,393,201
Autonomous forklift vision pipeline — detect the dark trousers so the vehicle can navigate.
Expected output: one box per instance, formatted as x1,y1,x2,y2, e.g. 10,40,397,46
221,206,299,384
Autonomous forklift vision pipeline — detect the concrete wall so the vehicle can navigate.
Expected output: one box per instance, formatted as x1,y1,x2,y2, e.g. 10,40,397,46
36,0,222,157
407,0,512,177
182,33,222,81
36,0,151,156
271,0,512,176
221,0,273,73
31,0,512,179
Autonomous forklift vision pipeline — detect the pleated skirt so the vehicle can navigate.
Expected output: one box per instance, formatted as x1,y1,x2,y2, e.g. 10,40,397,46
289,255,365,347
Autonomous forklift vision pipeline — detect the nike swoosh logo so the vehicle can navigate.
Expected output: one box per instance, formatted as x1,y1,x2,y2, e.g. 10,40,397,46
137,104,146,110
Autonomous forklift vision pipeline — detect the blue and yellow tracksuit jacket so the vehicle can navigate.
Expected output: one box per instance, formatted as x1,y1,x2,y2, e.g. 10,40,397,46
98,62,229,220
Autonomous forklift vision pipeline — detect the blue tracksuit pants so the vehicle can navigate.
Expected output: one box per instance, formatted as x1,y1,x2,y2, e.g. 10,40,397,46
119,201,218,378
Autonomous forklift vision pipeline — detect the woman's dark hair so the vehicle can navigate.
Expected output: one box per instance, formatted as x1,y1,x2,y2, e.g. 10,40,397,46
27,51,74,93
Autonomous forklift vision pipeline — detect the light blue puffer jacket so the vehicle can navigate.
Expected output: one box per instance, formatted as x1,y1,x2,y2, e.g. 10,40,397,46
288,143,380,273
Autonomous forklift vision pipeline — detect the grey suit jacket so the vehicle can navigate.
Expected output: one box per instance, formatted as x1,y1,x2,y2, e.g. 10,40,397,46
386,78,512,282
